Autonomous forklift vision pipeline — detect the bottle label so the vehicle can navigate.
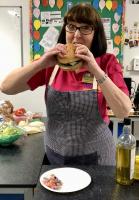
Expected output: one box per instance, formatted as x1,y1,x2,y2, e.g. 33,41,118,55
130,148,136,179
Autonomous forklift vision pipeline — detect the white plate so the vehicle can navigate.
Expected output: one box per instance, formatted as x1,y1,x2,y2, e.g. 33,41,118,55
40,167,91,193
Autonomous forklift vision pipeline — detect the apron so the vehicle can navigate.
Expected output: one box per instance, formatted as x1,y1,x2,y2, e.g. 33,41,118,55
44,66,116,165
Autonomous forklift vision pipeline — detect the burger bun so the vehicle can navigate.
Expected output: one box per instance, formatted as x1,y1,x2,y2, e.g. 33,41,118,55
57,43,82,71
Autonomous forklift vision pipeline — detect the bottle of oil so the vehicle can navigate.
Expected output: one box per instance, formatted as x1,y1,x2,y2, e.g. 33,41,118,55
116,118,136,185
134,144,139,180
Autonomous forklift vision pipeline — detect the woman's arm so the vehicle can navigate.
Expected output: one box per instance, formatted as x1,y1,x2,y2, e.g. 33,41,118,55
0,60,43,94
75,45,132,119
0,44,65,95
93,67,132,119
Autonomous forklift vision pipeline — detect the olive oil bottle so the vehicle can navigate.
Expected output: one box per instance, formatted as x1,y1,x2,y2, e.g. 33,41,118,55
116,118,136,185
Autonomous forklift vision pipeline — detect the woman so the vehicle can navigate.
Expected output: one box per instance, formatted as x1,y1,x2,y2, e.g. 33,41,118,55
0,4,132,165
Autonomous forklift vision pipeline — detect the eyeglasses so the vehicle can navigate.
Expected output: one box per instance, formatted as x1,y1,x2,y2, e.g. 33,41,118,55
66,24,94,35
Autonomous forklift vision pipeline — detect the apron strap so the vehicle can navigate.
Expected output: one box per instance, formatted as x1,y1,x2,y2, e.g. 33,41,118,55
48,65,59,86
92,77,98,90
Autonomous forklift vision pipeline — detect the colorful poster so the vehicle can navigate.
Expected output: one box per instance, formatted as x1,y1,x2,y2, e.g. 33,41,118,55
31,0,125,63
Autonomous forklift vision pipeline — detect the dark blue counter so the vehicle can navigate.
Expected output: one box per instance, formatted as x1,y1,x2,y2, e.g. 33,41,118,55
0,133,45,200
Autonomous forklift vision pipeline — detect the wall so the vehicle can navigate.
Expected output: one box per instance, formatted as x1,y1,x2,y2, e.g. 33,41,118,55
123,2,139,90
0,0,46,114
0,7,22,79
123,2,139,139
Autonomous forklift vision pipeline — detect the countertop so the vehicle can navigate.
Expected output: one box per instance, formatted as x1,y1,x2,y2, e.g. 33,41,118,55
33,165,139,200
0,132,45,187
108,110,139,118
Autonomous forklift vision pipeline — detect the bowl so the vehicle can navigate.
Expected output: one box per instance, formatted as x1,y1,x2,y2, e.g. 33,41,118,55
0,124,25,146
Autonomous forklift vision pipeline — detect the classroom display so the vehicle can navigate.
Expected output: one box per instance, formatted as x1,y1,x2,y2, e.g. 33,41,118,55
31,0,125,64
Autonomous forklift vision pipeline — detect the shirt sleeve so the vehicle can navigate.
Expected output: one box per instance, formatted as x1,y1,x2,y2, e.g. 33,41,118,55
101,54,129,96
27,67,53,91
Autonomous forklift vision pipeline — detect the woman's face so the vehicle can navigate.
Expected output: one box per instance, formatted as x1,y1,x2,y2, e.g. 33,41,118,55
65,21,94,49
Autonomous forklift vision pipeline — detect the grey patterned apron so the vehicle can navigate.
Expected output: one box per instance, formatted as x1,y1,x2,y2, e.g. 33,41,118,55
44,70,116,165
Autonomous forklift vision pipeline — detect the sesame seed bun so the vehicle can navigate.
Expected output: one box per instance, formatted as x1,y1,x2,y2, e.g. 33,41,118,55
57,43,82,71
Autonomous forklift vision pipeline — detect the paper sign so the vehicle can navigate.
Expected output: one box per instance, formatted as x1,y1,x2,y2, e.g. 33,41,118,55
101,18,111,39
39,26,59,51
41,11,63,27
107,39,113,53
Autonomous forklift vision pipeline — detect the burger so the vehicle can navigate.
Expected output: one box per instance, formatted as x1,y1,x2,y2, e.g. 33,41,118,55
57,43,82,71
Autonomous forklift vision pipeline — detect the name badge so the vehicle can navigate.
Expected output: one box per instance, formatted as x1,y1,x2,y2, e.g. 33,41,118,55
82,73,94,84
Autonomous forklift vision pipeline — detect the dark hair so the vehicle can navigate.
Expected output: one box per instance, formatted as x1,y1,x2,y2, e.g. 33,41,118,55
57,3,107,57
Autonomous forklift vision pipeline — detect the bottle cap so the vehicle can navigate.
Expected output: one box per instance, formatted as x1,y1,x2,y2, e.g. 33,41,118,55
124,118,131,125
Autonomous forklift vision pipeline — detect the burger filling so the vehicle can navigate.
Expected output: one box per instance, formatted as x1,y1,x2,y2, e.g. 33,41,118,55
59,60,81,68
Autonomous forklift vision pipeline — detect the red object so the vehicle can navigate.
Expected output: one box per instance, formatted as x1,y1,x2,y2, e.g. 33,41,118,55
43,175,62,190
33,31,40,40
42,0,48,7
112,1,118,11
14,108,26,116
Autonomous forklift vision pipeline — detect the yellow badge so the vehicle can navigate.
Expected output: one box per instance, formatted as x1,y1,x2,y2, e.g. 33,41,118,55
82,73,94,83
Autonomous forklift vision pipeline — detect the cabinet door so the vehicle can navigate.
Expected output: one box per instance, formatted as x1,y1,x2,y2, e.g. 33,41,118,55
0,194,24,200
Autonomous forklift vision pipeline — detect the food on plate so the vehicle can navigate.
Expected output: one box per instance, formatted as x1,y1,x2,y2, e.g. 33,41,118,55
57,43,82,71
42,174,62,190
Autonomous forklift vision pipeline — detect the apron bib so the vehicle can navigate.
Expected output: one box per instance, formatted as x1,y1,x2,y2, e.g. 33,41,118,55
44,68,115,165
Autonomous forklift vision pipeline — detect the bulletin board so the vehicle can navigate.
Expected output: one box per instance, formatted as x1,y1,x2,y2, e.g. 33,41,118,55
31,0,125,64
91,0,125,64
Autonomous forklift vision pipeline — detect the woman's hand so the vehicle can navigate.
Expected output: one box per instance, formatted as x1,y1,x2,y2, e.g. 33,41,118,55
74,44,100,75
38,43,66,69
